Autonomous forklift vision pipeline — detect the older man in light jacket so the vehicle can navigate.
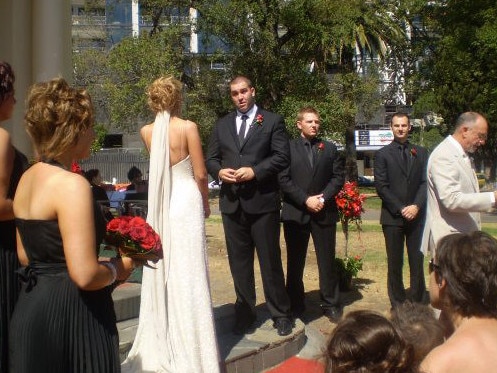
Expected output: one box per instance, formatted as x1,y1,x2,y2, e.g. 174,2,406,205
422,112,497,254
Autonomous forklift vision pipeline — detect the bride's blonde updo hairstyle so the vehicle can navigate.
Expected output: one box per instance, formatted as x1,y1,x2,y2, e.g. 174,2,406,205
24,77,94,160
147,76,182,116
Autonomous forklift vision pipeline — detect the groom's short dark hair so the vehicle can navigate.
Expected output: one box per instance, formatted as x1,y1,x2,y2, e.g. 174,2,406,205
230,76,252,88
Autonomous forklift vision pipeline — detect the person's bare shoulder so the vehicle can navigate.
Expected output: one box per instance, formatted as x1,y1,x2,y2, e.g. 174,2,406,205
171,118,198,137
420,342,456,373
140,123,154,149
140,123,153,137
420,329,497,373
184,119,198,132
0,127,11,149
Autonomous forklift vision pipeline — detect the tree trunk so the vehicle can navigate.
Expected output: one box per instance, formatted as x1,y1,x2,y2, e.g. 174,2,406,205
345,119,358,182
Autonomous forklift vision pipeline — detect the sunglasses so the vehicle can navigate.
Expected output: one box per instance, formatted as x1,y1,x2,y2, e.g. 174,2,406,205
429,259,441,274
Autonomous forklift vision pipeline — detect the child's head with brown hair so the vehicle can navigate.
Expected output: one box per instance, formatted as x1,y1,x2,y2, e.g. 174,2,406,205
391,302,444,366
326,310,415,373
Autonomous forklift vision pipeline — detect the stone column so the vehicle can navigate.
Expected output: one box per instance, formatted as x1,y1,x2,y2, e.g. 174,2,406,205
33,0,72,83
0,0,33,156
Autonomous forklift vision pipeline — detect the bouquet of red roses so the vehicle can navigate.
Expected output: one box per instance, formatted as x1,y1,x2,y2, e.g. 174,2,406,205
105,216,163,263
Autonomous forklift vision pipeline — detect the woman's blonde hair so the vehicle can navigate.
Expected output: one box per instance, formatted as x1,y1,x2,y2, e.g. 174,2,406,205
24,77,94,160
146,76,182,115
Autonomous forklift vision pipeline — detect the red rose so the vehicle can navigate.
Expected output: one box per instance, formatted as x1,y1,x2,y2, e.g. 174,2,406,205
317,142,325,151
410,147,417,157
129,216,147,228
140,234,158,250
129,226,148,242
107,218,121,232
117,217,132,235
255,114,264,126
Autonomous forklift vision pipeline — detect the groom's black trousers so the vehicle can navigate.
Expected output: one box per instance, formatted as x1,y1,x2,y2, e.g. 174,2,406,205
221,208,291,320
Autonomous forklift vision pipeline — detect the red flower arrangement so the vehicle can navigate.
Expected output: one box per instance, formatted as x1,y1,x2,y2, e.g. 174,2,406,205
336,181,365,223
105,216,163,264
317,142,325,152
255,114,264,126
335,181,366,281
335,181,365,254
410,147,417,157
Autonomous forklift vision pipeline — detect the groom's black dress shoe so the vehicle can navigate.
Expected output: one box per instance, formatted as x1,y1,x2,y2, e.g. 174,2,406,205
232,315,256,335
273,317,293,336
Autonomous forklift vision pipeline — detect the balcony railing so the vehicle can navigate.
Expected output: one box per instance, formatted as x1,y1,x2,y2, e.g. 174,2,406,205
72,15,106,26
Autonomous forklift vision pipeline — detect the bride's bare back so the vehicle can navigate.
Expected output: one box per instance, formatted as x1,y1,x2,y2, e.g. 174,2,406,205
141,116,191,166
140,115,210,217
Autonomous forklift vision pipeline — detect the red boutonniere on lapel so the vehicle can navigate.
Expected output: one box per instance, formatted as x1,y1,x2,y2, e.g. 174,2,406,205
255,114,264,126
317,142,325,152
410,147,417,157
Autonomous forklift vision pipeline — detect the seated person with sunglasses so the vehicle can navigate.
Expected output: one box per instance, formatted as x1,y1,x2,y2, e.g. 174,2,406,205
421,231,497,373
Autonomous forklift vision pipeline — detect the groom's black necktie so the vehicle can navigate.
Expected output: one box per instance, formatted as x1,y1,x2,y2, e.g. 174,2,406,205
239,114,248,145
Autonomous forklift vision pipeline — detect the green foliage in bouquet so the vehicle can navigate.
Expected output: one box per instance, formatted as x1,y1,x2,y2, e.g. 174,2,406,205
335,255,363,278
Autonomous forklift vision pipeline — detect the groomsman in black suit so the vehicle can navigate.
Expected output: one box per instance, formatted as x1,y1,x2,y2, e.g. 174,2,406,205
206,76,293,336
374,112,428,308
278,107,345,321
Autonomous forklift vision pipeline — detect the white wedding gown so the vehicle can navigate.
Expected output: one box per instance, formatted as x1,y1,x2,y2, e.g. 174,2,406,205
122,112,220,373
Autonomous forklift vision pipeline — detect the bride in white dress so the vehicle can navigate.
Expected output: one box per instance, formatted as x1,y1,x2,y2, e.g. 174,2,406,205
121,76,221,372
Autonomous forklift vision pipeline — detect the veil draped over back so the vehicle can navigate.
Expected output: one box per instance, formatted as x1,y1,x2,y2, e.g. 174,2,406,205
121,111,173,372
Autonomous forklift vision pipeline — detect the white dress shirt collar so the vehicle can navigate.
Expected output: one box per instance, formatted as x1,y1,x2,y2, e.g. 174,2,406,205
237,104,258,121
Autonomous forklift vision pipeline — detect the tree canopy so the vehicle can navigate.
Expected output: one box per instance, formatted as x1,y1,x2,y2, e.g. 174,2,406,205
413,0,497,176
75,0,434,177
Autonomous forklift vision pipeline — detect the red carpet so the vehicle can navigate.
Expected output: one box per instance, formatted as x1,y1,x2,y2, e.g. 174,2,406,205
266,356,324,373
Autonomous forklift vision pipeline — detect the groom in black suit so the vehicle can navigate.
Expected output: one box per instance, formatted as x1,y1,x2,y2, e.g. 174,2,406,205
374,112,428,308
278,107,345,321
206,76,293,336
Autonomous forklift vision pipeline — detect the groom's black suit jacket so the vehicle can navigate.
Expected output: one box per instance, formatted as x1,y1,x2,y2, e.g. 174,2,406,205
206,108,290,214
206,106,291,319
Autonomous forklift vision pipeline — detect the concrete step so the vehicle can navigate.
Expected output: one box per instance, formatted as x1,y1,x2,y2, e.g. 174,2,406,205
113,283,307,372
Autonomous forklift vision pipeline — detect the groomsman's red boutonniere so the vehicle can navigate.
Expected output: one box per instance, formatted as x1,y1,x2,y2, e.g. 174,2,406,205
410,147,417,157
317,142,325,152
255,114,264,126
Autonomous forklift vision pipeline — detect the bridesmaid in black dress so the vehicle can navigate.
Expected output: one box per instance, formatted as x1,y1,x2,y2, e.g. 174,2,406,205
0,61,28,373
9,78,140,373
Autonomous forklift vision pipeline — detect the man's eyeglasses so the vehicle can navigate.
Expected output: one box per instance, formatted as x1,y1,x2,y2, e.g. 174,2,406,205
429,259,441,274
468,127,487,141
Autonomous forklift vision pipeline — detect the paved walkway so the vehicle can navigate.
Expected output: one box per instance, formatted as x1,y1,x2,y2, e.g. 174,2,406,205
114,283,313,372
